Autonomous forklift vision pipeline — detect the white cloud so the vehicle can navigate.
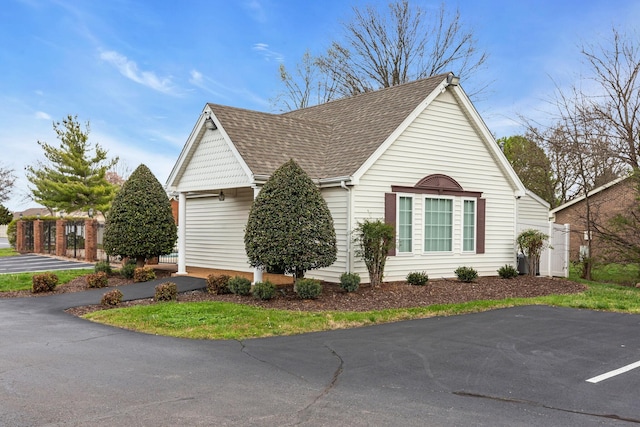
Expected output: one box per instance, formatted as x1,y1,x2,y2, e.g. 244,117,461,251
243,0,268,24
99,50,178,95
252,43,284,62
35,111,52,120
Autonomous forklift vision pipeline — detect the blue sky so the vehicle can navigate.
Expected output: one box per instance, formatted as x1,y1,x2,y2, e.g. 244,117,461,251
1,0,638,211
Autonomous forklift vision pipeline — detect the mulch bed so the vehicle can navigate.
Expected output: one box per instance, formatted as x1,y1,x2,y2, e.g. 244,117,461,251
1,270,587,317
61,274,586,317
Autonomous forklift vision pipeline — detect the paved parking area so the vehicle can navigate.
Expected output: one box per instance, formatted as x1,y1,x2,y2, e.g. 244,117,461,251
0,282,639,427
0,253,94,273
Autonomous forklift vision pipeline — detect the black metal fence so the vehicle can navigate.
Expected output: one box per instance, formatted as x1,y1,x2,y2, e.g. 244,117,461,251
65,220,86,259
95,223,177,265
43,220,56,254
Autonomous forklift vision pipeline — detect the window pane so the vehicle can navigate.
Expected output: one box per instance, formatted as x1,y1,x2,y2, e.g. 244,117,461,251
398,196,412,252
463,200,475,252
424,198,452,252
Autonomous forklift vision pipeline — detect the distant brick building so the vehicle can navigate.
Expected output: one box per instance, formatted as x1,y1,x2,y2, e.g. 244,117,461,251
550,176,636,262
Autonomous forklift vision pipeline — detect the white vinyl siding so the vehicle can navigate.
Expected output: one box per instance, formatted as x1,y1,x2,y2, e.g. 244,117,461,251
463,199,476,252
178,129,250,191
307,187,348,282
354,90,517,280
398,196,413,253
184,188,254,272
424,197,453,252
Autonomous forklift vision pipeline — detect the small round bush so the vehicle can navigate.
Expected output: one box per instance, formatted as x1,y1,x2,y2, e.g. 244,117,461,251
497,264,519,279
339,272,360,292
406,271,429,286
154,282,178,301
295,278,323,299
206,274,231,294
133,266,156,283
455,266,478,283
94,261,112,274
228,276,252,296
101,289,123,306
120,260,137,279
86,271,109,288
32,272,59,293
252,280,276,300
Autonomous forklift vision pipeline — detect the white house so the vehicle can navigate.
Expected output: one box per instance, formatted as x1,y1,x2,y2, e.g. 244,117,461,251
166,73,548,283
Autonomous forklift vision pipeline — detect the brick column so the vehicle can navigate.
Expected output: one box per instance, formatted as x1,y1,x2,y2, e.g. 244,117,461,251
16,220,25,253
56,219,67,257
84,219,97,262
33,220,44,254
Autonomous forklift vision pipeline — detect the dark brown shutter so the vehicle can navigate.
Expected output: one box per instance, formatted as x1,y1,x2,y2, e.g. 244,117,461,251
385,193,396,256
477,198,486,254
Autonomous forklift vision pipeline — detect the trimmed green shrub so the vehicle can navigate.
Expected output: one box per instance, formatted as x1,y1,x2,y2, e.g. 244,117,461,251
455,266,478,283
252,280,276,300
295,278,322,299
133,266,156,283
86,271,109,288
228,276,252,296
206,274,231,295
244,159,337,280
102,164,177,267
94,261,112,274
154,282,178,302
101,289,123,306
406,271,429,286
32,272,59,293
120,259,137,279
498,264,519,279
339,272,360,292
353,219,395,287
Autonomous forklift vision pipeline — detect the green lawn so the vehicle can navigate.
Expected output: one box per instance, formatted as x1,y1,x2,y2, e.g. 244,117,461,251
85,280,640,340
0,269,94,292
0,248,18,257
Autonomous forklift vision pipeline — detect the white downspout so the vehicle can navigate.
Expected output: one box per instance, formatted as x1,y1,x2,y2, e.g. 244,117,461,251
341,180,352,272
177,191,187,275
252,185,263,284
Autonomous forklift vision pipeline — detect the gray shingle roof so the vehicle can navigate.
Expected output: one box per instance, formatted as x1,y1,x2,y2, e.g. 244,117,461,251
209,73,447,180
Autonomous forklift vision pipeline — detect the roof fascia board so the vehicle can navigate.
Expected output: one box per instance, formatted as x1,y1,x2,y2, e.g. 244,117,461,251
550,175,629,214
166,111,207,189
166,105,254,191
351,76,449,185
449,85,527,196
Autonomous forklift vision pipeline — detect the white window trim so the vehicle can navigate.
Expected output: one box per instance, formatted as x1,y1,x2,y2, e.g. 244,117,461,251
422,195,454,254
397,195,414,255
461,197,477,253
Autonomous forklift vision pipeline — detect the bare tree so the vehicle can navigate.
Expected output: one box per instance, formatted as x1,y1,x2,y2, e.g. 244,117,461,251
272,51,339,111
0,163,16,204
581,28,640,169
274,1,488,110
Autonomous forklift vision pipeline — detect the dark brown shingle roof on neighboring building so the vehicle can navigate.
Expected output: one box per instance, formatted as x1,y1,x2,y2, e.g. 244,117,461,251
209,73,448,180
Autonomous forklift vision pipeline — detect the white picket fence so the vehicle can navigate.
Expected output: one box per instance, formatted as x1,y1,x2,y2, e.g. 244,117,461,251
0,224,7,239
517,220,570,277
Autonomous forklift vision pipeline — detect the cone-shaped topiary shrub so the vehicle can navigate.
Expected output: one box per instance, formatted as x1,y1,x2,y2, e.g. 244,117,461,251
245,159,337,281
103,164,177,267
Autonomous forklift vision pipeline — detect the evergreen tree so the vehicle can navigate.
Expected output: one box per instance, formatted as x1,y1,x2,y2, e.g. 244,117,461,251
498,135,556,206
25,115,118,214
103,164,177,267
0,205,12,225
245,159,337,280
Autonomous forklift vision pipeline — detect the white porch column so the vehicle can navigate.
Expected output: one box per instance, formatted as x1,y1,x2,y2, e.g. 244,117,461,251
252,185,263,284
176,191,187,275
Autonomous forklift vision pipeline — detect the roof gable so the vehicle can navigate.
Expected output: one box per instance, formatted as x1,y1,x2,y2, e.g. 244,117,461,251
167,73,525,195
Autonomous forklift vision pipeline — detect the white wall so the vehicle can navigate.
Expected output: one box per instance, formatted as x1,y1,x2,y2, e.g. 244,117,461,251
353,90,517,280
184,187,254,272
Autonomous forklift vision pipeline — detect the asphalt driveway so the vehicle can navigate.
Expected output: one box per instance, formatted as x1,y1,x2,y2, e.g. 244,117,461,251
1,279,639,426
0,253,95,273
